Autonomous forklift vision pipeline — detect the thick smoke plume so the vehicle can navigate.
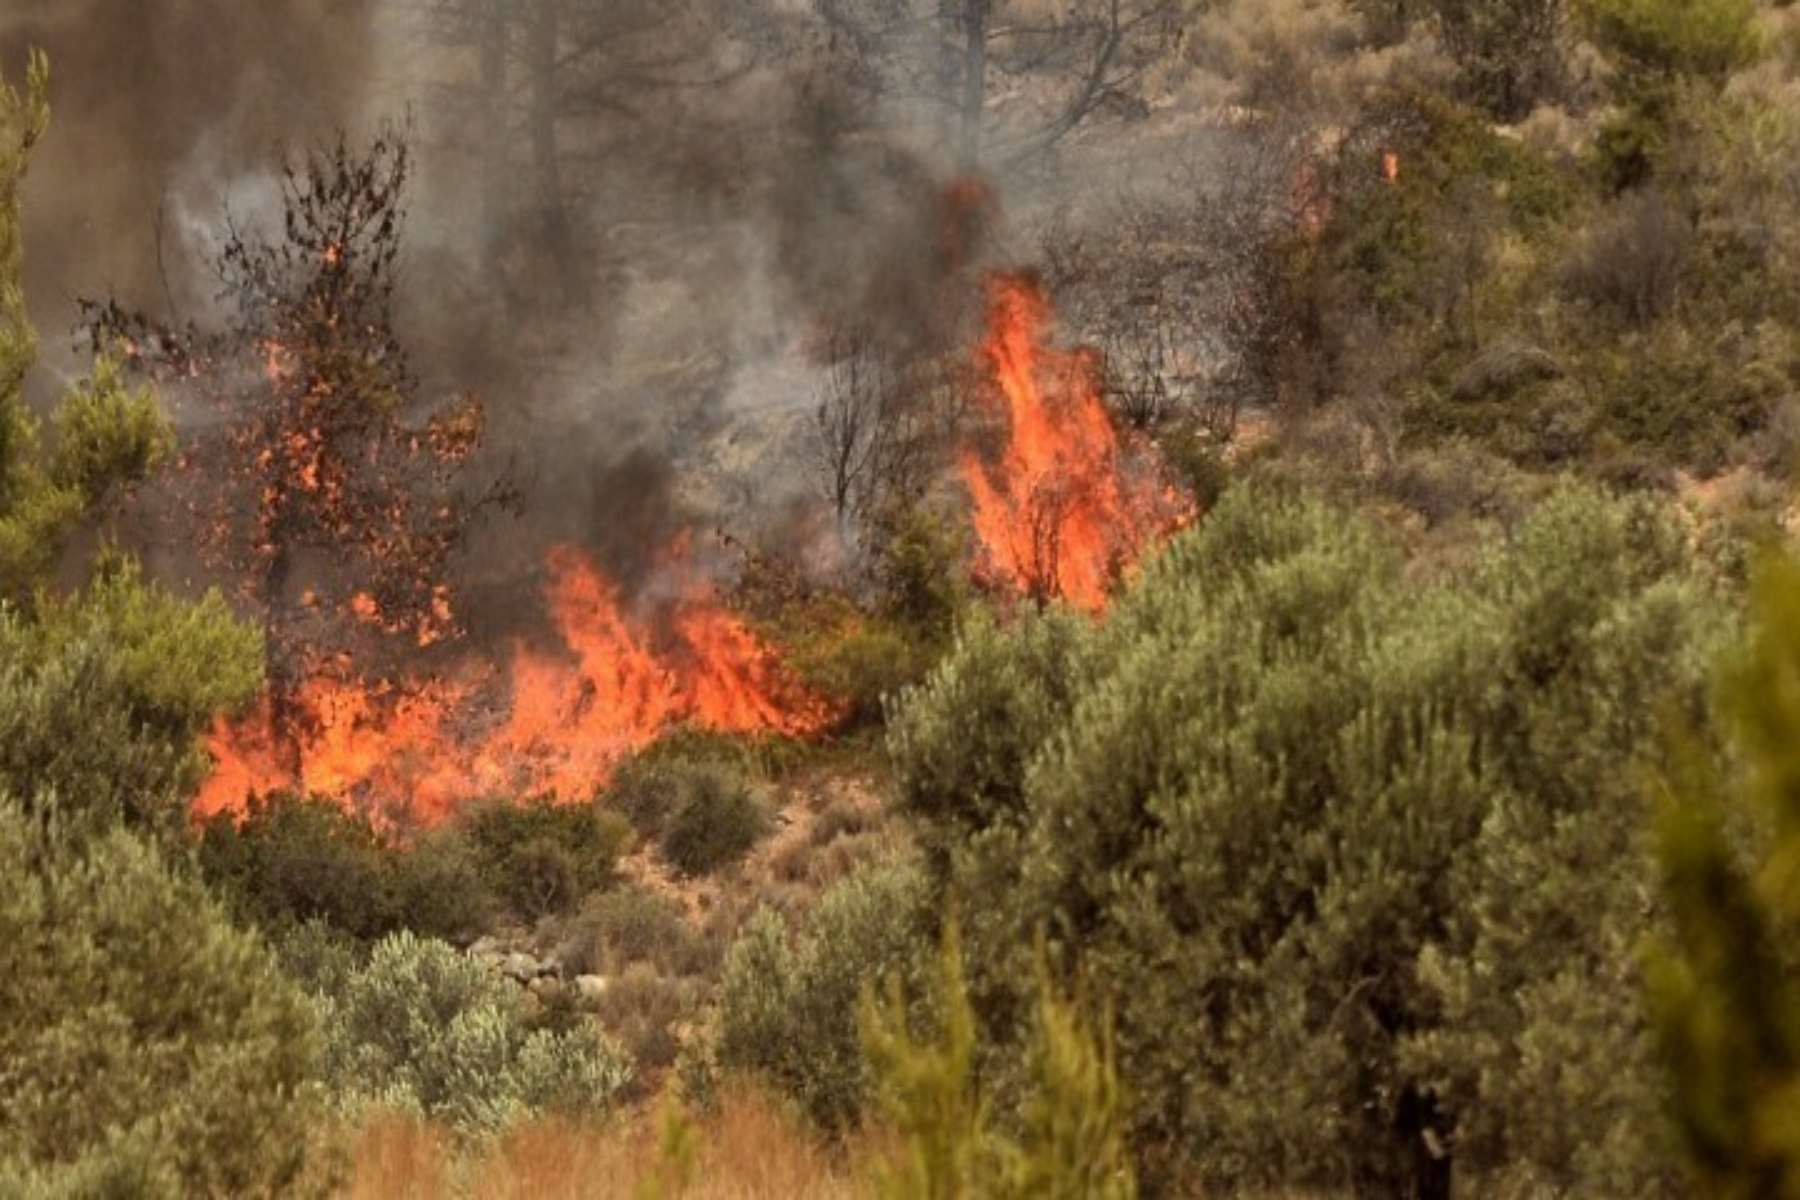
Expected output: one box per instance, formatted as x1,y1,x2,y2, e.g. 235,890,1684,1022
2,1,1173,629
3,2,378,338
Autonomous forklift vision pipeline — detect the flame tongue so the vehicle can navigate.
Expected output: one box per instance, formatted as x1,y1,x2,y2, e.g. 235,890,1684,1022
197,538,830,825
960,273,1186,611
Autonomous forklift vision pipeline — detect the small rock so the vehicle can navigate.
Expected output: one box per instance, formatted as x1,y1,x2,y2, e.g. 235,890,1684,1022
573,974,610,1006
501,952,542,983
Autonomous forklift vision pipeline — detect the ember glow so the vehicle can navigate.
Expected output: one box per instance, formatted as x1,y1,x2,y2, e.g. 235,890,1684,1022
959,273,1190,611
196,539,831,825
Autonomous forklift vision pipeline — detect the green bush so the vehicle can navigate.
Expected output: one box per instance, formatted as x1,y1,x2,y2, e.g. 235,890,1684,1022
461,795,633,919
889,481,1723,1195
862,923,1137,1200
715,860,935,1133
1650,550,1800,1196
612,757,773,877
586,963,702,1084
196,791,495,942
605,755,691,840
0,798,317,1195
0,563,260,845
564,888,713,978
1579,0,1761,85
658,762,771,877
310,929,629,1135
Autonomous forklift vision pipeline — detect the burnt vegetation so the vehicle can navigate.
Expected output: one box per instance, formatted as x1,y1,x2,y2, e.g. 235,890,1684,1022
87,131,515,768
7,0,1800,1194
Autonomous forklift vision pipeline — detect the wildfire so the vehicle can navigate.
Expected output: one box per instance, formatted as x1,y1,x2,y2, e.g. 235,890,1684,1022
196,538,831,825
959,273,1189,611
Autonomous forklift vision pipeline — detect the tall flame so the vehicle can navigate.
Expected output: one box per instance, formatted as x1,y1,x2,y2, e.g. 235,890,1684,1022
959,273,1188,611
196,538,831,826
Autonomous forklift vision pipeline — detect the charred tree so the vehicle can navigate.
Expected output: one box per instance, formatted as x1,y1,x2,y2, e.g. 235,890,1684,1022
87,132,511,771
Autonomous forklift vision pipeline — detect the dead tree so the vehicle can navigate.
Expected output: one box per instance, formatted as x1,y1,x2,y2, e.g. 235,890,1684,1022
810,323,937,545
812,0,1181,171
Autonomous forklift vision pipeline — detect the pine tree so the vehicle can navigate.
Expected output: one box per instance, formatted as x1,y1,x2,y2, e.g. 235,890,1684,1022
0,51,170,604
1651,550,1800,1198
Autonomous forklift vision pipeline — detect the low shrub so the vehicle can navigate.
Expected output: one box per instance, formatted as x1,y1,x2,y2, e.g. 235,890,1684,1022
714,860,935,1133
0,799,318,1195
312,930,630,1135
461,796,633,920
658,764,771,877
587,963,703,1086
563,889,714,979
196,792,496,941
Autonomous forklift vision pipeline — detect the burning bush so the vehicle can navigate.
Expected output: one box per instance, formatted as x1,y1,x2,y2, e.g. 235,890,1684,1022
958,272,1192,611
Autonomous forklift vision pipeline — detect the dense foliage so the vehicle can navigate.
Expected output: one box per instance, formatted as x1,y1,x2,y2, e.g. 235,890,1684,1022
0,804,317,1196
889,483,1723,1194
9,0,1800,1189
1652,550,1800,1197
293,928,631,1136
0,55,313,1194
715,860,936,1132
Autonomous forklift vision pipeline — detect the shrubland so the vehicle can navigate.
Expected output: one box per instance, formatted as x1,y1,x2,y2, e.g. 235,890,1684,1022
10,1,1800,1193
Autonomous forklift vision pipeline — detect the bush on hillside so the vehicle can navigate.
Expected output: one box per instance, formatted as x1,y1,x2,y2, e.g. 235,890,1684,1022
610,756,772,877
714,861,935,1133
0,797,317,1195
197,791,495,941
309,929,629,1135
888,481,1723,1195
659,764,771,877
460,795,633,920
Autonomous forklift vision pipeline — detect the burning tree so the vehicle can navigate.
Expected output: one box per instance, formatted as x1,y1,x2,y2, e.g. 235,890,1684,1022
959,272,1190,611
89,131,509,777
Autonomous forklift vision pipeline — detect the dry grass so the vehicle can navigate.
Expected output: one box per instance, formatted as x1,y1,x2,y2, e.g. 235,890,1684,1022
329,1087,872,1199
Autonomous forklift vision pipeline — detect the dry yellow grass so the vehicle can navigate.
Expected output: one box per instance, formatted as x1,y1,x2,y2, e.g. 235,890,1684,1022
330,1088,873,1199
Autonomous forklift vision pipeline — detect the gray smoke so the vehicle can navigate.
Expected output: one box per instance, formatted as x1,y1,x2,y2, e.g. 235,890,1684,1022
3,1,1133,623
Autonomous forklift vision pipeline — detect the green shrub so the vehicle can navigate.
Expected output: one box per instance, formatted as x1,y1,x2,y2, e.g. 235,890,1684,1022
0,798,317,1195
607,755,691,840
198,791,396,939
387,826,496,943
311,929,629,1135
461,795,632,919
659,762,771,877
1651,551,1800,1196
889,481,1723,1194
862,923,1137,1200
565,888,713,978
1157,426,1232,510
715,860,935,1132
196,791,496,941
1579,0,1761,85
0,564,260,845
586,963,702,1084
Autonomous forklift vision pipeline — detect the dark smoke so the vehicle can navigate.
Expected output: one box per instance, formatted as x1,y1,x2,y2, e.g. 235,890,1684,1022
4,1,379,352
1,0,1023,639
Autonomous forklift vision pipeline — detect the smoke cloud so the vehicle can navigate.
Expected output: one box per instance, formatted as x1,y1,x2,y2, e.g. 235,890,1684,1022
3,1,1148,626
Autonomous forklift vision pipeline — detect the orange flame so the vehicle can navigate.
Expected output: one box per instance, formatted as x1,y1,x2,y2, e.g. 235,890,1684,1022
959,273,1189,611
1382,150,1400,184
196,538,831,825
